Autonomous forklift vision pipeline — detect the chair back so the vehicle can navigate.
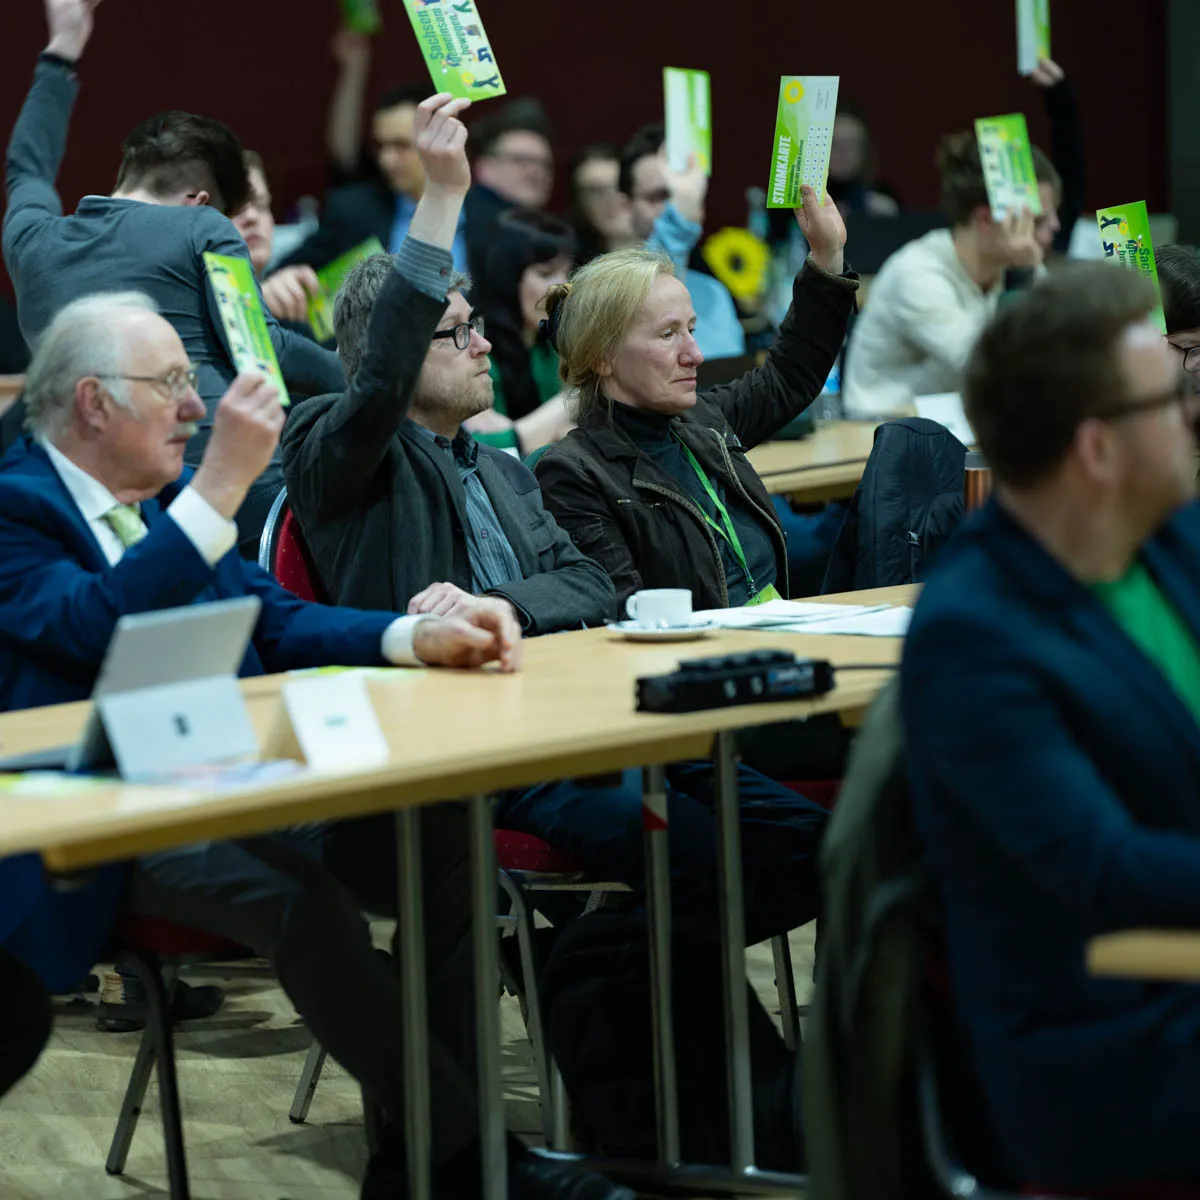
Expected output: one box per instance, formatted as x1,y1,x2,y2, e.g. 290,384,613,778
256,487,324,602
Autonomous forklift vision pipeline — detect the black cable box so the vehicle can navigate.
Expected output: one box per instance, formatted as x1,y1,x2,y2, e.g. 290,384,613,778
636,649,835,714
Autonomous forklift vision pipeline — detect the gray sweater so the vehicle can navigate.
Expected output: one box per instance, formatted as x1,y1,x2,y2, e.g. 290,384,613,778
2,56,344,463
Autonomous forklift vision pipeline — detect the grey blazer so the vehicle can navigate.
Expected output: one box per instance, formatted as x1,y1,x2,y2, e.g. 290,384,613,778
280,263,616,633
2,56,344,464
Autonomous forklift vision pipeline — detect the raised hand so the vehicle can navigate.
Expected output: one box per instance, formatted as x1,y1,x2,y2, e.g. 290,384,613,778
1029,58,1065,88
330,28,373,69
994,207,1044,270
663,149,708,225
45,0,103,61
191,373,284,519
794,185,847,276
414,92,472,195
262,266,321,325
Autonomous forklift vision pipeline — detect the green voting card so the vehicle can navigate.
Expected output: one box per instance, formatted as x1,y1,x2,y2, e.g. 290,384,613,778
975,113,1043,220
664,68,711,175
402,0,505,101
1096,202,1167,334
203,253,291,407
308,237,385,344
340,0,382,34
1016,0,1051,76
766,76,839,209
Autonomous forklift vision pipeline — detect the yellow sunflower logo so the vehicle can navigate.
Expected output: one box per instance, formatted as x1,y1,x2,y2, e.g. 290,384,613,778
784,81,805,104
702,227,771,304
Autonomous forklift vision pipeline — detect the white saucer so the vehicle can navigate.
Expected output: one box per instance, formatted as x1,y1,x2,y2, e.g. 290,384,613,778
609,619,716,643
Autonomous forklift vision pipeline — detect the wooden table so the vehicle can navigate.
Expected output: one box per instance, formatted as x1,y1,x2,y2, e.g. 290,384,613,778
746,420,878,503
1088,930,1200,981
0,584,911,1199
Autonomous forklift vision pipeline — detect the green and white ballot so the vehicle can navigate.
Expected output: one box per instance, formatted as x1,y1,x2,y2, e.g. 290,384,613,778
203,253,290,407
401,0,505,102
1016,0,1051,76
975,113,1043,220
340,0,382,35
1096,201,1167,335
765,76,838,209
663,68,711,175
307,237,385,344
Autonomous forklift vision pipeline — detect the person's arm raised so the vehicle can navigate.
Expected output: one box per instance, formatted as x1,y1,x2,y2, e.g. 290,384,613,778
407,92,472,249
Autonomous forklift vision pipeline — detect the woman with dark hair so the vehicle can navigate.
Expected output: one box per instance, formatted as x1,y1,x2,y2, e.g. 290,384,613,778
570,143,634,265
1158,245,1200,389
466,207,577,455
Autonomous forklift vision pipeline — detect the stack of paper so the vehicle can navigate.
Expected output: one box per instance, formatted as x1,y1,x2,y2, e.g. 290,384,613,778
694,600,912,637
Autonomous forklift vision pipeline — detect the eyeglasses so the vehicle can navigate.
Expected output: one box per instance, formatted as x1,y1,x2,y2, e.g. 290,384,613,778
1094,376,1195,422
430,314,486,351
1175,345,1200,373
94,368,200,402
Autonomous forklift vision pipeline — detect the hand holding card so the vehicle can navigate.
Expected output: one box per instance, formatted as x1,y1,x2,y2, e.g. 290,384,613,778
794,185,846,276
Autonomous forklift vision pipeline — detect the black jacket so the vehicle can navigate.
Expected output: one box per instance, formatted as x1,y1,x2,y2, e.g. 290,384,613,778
534,261,859,611
821,418,966,593
280,261,615,631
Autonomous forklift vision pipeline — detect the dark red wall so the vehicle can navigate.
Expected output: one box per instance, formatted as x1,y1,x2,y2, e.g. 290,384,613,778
0,0,1167,281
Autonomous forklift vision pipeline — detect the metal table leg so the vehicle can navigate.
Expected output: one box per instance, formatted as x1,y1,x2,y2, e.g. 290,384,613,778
470,795,508,1200
713,731,755,1171
643,762,680,1166
395,808,432,1200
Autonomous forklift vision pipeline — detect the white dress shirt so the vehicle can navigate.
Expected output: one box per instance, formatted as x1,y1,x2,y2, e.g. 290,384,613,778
40,439,426,665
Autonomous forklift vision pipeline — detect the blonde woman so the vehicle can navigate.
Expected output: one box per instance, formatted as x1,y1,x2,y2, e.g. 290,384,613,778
533,186,855,613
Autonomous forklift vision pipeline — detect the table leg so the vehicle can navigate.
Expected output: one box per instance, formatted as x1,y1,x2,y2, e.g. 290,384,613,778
713,731,755,1171
643,763,680,1166
470,794,508,1200
395,808,432,1200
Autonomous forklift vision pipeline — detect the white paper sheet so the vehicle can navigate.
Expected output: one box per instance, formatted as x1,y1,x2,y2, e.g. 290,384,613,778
773,606,913,637
693,600,872,629
914,393,975,446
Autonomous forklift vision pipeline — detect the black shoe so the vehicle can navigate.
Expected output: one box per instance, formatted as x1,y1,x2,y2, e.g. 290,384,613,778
96,978,225,1033
510,1153,636,1200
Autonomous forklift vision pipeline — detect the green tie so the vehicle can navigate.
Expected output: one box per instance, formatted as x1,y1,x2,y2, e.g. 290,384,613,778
102,503,149,549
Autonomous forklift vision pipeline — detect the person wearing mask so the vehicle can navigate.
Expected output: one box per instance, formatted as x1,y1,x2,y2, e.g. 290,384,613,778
841,130,1060,419
619,123,746,361
466,208,576,456
570,143,634,265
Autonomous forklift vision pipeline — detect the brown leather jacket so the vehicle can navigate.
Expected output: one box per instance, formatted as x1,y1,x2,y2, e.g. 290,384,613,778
533,260,859,610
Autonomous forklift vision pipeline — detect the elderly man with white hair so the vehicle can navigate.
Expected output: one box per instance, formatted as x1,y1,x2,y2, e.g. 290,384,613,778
0,286,628,1199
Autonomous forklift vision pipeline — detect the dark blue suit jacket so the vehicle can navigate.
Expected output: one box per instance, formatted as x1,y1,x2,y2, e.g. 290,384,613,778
902,498,1200,1188
0,437,398,989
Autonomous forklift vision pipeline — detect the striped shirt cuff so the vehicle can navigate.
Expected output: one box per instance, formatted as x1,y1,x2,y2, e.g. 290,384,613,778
394,236,456,302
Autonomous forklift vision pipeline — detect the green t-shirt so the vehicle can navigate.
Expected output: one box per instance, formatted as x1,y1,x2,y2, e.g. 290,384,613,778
475,342,564,454
1092,561,1200,726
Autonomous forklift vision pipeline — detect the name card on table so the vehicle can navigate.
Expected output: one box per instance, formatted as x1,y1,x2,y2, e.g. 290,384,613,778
1016,0,1051,76
203,253,290,406
975,113,1042,221
402,0,506,102
766,76,839,209
664,67,711,175
1096,201,1167,335
267,674,391,771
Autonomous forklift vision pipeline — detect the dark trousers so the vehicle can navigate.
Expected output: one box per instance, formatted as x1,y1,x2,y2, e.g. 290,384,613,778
0,947,52,1098
496,761,826,945
124,809,478,1172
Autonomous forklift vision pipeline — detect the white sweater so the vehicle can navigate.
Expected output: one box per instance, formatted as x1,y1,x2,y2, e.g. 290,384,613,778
842,229,1002,419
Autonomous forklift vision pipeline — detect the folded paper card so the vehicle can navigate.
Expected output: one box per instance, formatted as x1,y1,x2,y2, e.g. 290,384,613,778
664,67,711,175
308,237,384,343
402,0,505,102
1016,0,1051,76
1096,201,1167,334
203,253,290,406
975,113,1043,220
766,76,839,209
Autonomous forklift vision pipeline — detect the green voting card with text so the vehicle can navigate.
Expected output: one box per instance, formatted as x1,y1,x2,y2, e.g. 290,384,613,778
340,0,382,35
308,237,385,344
203,253,290,407
402,0,505,102
765,76,838,209
1016,0,1051,76
1096,201,1166,334
664,68,711,175
975,113,1043,220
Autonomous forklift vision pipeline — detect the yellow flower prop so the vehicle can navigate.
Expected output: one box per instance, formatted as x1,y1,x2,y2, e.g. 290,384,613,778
702,227,771,304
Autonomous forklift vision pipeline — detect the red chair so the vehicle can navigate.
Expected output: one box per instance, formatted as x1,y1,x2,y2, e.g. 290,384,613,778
257,487,324,602
104,916,246,1200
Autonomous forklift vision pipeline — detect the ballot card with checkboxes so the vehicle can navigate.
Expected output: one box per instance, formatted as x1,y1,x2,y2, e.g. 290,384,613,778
765,76,839,209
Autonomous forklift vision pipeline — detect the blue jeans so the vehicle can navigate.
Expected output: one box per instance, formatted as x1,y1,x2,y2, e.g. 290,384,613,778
495,762,826,945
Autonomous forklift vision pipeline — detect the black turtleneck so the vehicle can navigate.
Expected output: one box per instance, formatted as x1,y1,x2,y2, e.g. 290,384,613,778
609,401,778,606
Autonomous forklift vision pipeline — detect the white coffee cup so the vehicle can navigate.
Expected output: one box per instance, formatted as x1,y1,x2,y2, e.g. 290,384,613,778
625,589,692,629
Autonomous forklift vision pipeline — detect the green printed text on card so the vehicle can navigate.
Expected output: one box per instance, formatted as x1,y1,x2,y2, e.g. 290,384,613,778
203,253,290,407
766,76,838,210
1096,201,1167,335
402,0,505,101
975,113,1043,220
1016,0,1051,76
664,68,711,175
308,238,384,343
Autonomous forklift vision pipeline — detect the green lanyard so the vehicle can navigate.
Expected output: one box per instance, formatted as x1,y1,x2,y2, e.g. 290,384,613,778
675,437,779,603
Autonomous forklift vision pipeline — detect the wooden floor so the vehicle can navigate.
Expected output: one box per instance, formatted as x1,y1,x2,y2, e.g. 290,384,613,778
0,925,815,1199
